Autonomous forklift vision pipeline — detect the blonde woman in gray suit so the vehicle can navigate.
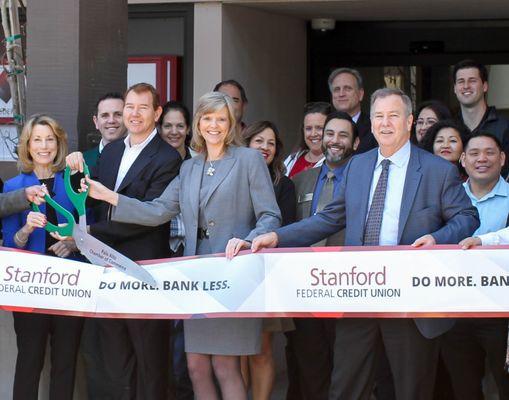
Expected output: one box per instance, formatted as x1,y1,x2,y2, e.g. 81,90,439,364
80,92,281,400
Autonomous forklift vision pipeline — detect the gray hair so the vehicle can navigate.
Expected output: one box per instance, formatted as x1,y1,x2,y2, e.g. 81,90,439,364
370,88,413,118
328,68,363,93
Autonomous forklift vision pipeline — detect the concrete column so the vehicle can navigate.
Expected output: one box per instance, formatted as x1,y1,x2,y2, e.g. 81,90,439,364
193,2,222,105
0,2,127,398
221,4,306,151
26,0,128,151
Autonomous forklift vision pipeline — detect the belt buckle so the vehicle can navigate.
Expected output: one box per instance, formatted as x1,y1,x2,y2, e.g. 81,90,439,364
198,227,210,239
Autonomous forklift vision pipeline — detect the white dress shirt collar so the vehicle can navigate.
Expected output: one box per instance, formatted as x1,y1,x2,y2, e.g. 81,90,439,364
124,128,158,150
114,129,158,192
375,140,411,169
352,111,361,123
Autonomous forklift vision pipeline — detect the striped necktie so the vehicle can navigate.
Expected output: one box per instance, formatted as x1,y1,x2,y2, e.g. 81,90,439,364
363,159,391,245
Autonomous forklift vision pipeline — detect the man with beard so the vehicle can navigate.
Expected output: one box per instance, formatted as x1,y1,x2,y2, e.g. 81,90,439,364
285,110,359,400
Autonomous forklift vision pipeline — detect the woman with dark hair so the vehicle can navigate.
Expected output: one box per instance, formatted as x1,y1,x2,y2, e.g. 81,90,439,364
244,121,296,226
421,119,469,400
414,100,452,143
2,114,84,400
284,102,331,178
159,100,195,399
242,121,296,399
421,119,469,180
159,100,194,160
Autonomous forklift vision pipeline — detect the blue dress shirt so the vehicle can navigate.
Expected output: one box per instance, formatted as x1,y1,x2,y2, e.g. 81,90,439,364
463,176,509,236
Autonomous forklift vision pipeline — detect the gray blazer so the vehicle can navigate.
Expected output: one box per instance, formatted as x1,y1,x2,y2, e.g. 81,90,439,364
112,146,281,256
0,189,29,218
292,166,344,247
277,144,480,338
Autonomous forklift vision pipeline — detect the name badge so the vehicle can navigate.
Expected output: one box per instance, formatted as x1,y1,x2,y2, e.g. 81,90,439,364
298,193,313,203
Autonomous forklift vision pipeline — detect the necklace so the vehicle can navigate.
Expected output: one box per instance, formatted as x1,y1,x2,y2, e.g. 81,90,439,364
206,160,215,176
38,173,55,180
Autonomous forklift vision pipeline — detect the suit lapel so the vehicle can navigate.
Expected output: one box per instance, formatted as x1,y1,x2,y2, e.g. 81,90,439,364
188,155,204,221
117,134,159,193
305,168,320,217
202,147,237,208
398,145,422,243
104,142,125,190
359,151,378,228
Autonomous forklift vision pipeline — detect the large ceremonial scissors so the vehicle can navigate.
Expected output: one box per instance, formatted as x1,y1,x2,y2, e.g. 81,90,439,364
32,165,158,288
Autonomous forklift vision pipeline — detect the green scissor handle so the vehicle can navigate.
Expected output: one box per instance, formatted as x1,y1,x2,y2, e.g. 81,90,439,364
32,195,75,236
64,163,89,217
31,164,90,237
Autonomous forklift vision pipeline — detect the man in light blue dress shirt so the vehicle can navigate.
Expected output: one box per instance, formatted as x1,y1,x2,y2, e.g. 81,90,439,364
253,88,479,400
447,132,509,400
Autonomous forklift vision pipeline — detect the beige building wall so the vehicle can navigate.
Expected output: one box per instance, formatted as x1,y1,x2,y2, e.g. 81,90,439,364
193,2,306,151
221,4,307,152
193,3,223,102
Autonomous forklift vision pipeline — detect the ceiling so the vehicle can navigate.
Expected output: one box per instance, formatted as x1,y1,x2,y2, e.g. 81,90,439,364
225,0,509,21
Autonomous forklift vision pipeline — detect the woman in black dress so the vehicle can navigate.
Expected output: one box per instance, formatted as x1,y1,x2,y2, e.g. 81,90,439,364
242,121,296,400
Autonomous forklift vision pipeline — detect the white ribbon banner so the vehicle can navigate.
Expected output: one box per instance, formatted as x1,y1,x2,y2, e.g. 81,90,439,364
1,245,509,318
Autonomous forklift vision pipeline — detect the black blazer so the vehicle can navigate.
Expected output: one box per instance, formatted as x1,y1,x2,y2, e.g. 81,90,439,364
273,175,296,227
354,111,378,154
90,133,181,261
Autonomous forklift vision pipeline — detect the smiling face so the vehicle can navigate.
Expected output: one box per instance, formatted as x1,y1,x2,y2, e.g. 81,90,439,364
198,106,230,152
433,127,464,163
461,135,505,186
160,109,189,155
123,90,162,138
371,94,413,157
28,124,58,168
454,67,488,108
415,107,438,143
248,128,276,166
322,118,359,167
303,112,327,155
93,98,125,144
331,72,364,116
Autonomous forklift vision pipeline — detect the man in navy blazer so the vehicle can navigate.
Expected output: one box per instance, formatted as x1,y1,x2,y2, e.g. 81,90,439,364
67,83,181,400
253,88,479,400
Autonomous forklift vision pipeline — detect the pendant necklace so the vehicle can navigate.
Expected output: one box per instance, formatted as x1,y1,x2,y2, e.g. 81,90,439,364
206,160,215,176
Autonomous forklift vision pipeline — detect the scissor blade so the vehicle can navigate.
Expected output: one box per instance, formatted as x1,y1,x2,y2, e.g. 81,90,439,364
73,227,158,288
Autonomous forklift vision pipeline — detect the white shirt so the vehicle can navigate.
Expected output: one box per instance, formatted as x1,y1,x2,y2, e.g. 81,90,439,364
352,111,361,123
114,129,158,192
478,228,509,246
367,140,411,245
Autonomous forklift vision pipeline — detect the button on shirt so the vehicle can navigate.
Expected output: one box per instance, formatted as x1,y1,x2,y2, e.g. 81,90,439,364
311,163,347,215
467,177,509,245
114,129,158,192
367,140,411,246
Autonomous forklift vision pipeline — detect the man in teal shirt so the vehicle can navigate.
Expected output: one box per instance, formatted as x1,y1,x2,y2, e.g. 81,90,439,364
83,92,125,167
